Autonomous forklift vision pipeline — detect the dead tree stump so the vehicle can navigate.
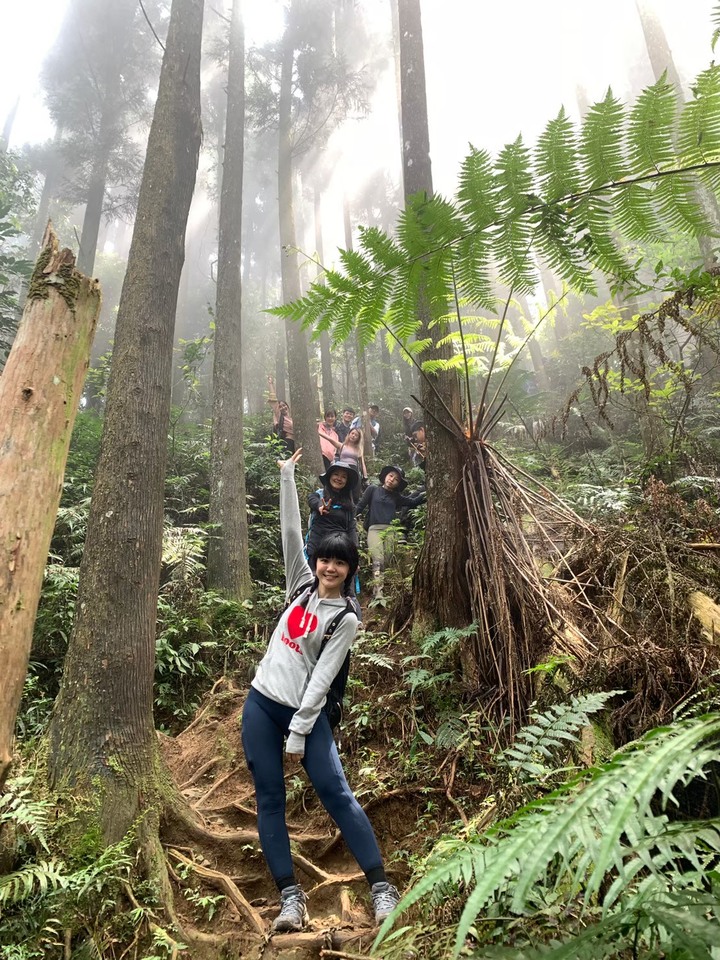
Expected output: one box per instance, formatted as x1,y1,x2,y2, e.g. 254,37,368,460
0,224,100,788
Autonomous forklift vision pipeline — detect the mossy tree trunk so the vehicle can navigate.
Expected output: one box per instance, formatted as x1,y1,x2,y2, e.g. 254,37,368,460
208,0,252,599
397,0,472,631
0,227,100,790
47,0,203,845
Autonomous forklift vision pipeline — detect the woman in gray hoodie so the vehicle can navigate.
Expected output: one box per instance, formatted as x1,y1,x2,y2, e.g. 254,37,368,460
241,448,400,932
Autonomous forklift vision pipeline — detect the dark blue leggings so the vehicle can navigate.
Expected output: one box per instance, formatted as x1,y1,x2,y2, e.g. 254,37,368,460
241,687,383,888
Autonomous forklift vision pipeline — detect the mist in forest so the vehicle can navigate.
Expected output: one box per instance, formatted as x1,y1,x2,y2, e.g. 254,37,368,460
1,0,717,411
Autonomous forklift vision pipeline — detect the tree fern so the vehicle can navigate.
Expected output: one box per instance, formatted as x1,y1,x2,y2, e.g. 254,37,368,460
496,691,622,781
271,62,720,360
375,714,720,959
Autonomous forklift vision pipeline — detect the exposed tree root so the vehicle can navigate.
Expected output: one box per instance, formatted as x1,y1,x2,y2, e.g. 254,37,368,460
192,767,238,807
168,847,266,935
307,872,364,894
180,756,223,790
176,677,232,739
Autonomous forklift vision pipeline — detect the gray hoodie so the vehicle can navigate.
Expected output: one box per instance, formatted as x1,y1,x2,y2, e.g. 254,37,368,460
251,459,358,756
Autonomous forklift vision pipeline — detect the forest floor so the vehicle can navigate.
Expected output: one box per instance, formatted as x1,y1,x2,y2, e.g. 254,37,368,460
158,615,460,960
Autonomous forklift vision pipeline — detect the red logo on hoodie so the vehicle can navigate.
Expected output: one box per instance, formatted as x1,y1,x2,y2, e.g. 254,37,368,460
286,604,318,639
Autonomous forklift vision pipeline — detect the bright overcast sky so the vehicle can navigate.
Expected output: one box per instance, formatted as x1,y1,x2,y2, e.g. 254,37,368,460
1,0,717,198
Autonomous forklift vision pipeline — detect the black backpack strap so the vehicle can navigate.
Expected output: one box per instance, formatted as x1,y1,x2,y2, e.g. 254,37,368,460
284,579,315,610
318,598,356,656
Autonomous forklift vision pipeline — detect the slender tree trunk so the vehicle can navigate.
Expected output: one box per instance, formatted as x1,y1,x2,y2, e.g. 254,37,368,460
278,2,323,475
1,97,19,153
314,187,334,409
0,228,100,789
47,0,203,846
344,197,373,464
208,0,251,599
397,0,470,628
512,294,550,392
77,143,111,277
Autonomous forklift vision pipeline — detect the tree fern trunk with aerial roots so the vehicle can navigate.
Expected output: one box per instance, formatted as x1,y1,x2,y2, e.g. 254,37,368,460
273,50,720,733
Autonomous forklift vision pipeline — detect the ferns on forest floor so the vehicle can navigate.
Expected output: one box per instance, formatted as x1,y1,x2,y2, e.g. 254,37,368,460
376,713,720,960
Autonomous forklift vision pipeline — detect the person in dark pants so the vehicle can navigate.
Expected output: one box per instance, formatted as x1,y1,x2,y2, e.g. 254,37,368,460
355,465,425,597
241,449,400,932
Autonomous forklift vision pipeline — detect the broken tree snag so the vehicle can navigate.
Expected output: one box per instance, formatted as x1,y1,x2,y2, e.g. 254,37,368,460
0,223,101,789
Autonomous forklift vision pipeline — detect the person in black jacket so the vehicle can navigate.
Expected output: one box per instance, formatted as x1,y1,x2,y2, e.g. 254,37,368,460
306,460,360,566
355,465,425,596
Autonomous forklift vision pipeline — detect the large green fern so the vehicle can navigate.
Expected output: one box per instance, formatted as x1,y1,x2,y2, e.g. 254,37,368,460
497,690,622,782
375,714,720,959
272,64,720,356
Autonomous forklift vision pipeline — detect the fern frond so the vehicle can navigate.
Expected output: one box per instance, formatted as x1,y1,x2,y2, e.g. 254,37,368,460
627,74,678,174
580,89,627,186
495,136,539,293
679,65,720,164
497,690,621,780
535,107,584,202
374,714,720,957
0,777,51,851
0,859,67,905
655,169,713,236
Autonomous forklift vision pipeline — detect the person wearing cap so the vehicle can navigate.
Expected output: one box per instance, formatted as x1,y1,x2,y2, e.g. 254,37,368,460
401,407,414,440
306,460,360,565
355,465,426,596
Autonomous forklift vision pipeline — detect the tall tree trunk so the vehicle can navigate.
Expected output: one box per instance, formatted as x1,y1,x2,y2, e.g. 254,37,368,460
379,332,395,397
344,197,373,465
397,0,470,628
76,142,111,277
47,0,203,846
278,2,323,476
512,294,551,392
1,97,19,153
208,0,251,599
314,187,334,409
0,228,100,789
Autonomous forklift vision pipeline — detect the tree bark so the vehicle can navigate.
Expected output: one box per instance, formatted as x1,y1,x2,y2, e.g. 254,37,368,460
314,187,335,409
76,149,109,277
208,0,252,599
344,197,373,465
278,1,323,476
0,226,100,789
397,0,471,628
47,0,203,844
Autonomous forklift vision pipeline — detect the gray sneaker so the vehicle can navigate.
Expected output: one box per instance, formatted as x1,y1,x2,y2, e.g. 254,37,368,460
272,884,308,932
371,881,400,923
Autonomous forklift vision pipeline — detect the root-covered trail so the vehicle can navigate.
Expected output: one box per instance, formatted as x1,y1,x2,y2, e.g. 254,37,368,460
158,677,442,958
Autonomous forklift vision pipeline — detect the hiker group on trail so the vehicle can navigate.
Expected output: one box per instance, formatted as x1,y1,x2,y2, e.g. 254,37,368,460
241,449,402,932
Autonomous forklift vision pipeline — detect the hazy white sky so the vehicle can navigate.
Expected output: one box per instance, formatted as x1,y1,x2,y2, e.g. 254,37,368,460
1,0,717,200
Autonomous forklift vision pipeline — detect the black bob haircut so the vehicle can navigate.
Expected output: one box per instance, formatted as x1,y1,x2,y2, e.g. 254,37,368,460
311,532,359,593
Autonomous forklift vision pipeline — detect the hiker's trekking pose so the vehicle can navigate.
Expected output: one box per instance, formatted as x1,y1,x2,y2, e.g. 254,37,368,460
241,448,400,932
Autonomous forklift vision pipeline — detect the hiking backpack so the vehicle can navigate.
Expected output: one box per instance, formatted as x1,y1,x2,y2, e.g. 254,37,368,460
285,581,357,729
